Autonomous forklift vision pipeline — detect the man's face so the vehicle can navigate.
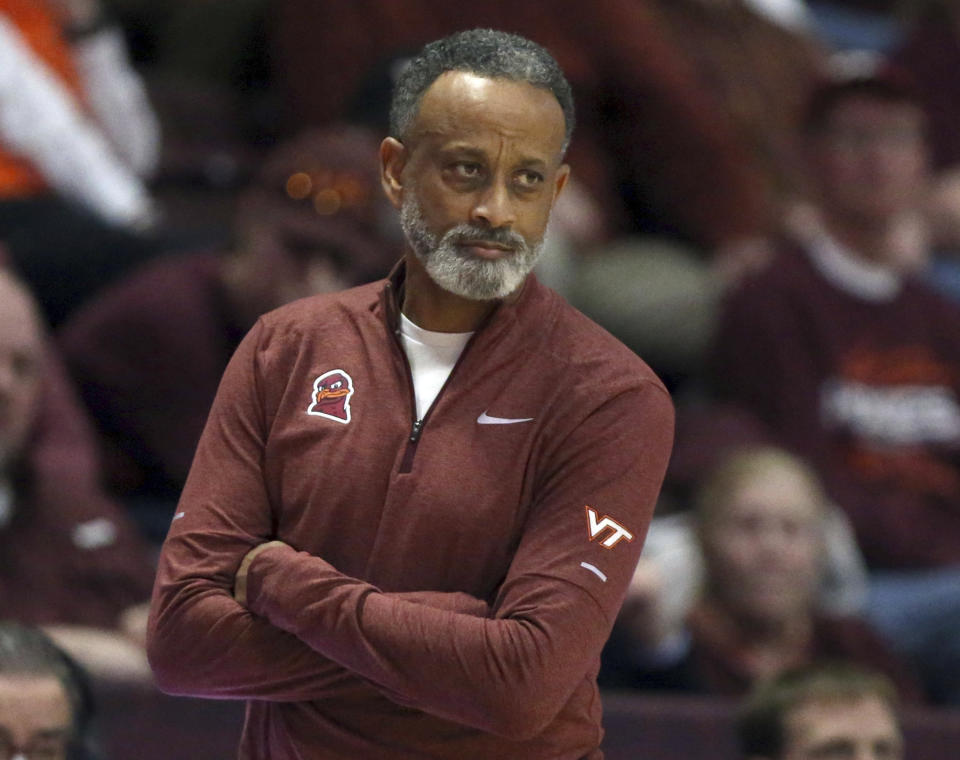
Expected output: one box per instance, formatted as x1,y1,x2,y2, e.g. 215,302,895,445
0,675,72,760
809,96,928,226
0,275,43,472
384,71,569,300
780,696,903,760
701,465,823,624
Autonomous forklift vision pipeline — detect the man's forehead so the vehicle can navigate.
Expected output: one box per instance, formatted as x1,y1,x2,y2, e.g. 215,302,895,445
787,696,900,740
410,71,566,159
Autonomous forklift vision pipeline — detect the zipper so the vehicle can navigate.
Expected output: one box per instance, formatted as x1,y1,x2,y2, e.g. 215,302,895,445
393,313,493,475
399,417,423,473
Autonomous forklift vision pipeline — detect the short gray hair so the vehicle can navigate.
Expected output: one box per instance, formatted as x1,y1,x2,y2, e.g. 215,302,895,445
389,28,575,154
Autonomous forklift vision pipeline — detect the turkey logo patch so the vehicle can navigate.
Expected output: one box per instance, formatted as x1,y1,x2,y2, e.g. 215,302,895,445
307,369,354,424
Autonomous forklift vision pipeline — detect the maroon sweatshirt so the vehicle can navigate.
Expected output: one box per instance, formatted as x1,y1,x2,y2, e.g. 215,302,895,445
147,267,674,759
711,241,960,569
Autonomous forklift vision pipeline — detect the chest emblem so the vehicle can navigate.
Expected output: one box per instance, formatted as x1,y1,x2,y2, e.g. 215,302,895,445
307,369,354,424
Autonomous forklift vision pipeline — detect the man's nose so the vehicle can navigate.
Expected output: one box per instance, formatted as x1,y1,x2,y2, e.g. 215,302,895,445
470,183,517,230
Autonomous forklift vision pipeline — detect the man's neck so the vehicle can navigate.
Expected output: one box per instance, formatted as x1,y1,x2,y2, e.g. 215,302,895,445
819,210,897,267
401,252,500,332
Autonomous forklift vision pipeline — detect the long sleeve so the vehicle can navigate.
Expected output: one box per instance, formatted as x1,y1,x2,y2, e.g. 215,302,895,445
147,322,491,702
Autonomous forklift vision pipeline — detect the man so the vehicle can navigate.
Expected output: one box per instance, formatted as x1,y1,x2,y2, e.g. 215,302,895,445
709,64,960,703
147,29,674,758
59,125,397,543
0,269,155,682
600,447,922,702
737,663,904,760
0,622,95,760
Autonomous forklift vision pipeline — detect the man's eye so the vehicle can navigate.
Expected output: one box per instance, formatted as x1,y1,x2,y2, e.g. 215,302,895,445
515,170,544,188
452,163,482,178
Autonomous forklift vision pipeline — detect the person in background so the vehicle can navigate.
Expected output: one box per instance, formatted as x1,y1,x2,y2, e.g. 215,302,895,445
0,621,99,760
0,268,155,683
709,61,960,704
59,125,399,543
600,447,923,703
736,662,904,760
0,0,161,325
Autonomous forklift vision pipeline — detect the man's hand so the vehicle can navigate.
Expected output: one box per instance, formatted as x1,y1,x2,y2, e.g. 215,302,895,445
234,541,289,605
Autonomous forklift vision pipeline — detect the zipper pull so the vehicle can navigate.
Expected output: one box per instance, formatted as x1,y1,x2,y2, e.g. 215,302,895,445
409,419,424,443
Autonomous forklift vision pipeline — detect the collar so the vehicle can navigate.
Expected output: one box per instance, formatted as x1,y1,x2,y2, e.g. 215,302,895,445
804,229,902,302
378,259,538,339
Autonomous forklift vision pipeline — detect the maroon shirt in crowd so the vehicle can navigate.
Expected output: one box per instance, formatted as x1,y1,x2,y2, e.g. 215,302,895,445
710,241,960,569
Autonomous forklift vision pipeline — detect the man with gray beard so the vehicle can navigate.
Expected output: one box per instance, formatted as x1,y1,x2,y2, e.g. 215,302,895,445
149,29,674,759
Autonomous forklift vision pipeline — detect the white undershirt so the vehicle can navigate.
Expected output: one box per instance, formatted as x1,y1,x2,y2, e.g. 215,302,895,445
399,313,472,419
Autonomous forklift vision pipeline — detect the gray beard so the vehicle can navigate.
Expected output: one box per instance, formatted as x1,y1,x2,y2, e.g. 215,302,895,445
399,194,543,301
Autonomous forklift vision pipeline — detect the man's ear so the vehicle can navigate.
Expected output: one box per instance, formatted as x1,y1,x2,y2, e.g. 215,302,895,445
380,137,407,210
552,163,571,202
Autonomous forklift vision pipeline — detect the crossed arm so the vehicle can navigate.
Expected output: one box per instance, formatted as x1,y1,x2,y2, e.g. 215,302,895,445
147,325,674,738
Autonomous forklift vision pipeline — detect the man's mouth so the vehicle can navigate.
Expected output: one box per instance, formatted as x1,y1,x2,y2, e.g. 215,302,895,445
458,240,516,259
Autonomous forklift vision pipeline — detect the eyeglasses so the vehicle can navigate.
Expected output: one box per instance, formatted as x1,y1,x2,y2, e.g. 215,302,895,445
0,729,70,760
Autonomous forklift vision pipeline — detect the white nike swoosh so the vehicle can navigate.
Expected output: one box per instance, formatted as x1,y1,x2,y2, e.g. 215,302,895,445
477,411,535,425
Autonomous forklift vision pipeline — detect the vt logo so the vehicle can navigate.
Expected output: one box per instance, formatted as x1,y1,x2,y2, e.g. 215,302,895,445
585,506,633,549
307,369,354,424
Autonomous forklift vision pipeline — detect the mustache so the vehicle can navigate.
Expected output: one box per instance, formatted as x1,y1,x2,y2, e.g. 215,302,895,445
443,223,528,252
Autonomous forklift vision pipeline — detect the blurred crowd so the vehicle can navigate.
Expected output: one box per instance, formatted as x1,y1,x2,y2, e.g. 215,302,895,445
3,0,960,752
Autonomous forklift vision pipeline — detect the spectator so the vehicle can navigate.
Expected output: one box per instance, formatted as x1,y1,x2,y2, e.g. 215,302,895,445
736,662,904,760
0,621,99,760
0,0,162,325
59,126,400,542
0,268,155,682
709,64,960,703
600,447,924,703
